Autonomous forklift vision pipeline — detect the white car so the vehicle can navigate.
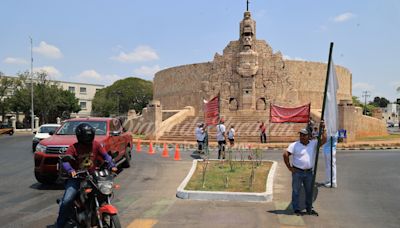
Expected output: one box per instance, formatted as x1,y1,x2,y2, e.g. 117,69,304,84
32,124,61,152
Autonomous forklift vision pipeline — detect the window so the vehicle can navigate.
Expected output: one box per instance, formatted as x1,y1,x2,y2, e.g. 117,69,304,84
80,87,87,94
80,101,87,110
68,86,75,93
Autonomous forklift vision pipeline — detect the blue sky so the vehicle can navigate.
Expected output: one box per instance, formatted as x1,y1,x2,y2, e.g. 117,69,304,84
1,0,400,102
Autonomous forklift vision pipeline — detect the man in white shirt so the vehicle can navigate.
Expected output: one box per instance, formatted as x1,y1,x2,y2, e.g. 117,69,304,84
216,119,226,159
195,123,205,154
283,124,326,216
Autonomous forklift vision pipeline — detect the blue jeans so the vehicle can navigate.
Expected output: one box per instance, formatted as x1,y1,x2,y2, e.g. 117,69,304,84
291,170,313,211
56,179,80,228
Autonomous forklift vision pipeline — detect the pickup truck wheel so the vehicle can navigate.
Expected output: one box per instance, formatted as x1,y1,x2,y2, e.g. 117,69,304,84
121,146,131,168
34,172,57,184
9,130,14,136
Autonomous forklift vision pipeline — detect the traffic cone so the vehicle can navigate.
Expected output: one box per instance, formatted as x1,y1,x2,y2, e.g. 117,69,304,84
136,139,141,152
174,144,181,161
161,143,169,157
148,141,155,155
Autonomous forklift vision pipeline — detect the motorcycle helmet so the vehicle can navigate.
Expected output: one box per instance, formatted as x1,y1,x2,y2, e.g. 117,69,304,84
75,123,95,144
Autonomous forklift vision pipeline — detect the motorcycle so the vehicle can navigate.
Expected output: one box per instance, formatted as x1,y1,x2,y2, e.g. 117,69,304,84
57,155,121,228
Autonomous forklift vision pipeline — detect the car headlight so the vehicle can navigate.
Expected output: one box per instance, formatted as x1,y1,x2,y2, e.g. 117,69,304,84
36,144,47,153
98,181,113,195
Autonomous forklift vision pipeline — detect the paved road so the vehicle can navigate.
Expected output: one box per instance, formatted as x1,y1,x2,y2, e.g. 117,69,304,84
0,135,399,227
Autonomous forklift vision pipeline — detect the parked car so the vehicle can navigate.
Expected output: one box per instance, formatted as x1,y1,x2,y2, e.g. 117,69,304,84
32,124,61,152
387,121,395,127
0,123,14,136
33,117,132,184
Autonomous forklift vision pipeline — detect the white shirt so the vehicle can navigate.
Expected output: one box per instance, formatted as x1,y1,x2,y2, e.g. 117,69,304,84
216,124,226,141
228,128,235,139
195,127,205,141
287,139,318,170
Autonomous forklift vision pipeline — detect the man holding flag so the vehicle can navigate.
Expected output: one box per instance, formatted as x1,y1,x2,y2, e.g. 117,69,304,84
322,60,339,188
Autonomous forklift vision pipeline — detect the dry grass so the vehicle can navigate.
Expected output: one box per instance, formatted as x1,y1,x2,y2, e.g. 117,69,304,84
357,134,400,141
185,160,272,192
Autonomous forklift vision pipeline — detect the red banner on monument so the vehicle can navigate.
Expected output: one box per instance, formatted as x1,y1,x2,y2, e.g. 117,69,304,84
204,95,219,126
270,103,310,123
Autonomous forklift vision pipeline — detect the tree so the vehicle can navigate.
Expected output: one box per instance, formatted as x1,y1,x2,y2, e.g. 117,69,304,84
92,77,153,116
352,96,363,107
369,96,390,108
8,72,80,125
0,72,17,121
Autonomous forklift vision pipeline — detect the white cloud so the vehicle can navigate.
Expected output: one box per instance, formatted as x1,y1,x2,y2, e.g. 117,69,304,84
77,70,102,81
333,12,355,23
74,70,122,85
133,65,161,80
33,41,63,59
3,57,28,65
111,45,159,63
33,66,62,78
353,82,375,91
283,55,305,61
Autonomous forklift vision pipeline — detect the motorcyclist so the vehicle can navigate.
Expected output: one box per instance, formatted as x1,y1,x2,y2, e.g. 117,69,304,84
56,123,117,228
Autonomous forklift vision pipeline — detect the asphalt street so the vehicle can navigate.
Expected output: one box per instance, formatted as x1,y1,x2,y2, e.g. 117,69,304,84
0,134,399,227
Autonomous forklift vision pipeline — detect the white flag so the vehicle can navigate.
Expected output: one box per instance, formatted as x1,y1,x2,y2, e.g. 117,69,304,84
323,60,339,137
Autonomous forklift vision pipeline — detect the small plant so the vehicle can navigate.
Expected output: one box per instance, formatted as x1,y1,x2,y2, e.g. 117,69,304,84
201,156,210,188
227,148,235,172
224,175,229,188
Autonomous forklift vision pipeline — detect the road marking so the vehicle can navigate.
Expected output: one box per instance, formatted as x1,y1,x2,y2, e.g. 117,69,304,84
275,201,306,227
127,219,158,228
143,199,174,218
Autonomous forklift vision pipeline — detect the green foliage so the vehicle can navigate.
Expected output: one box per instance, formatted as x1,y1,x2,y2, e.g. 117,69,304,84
352,96,363,107
7,72,80,124
369,96,390,108
92,77,153,116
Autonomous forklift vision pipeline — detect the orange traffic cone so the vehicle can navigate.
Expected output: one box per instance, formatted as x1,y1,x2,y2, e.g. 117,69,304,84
161,143,169,157
136,139,141,152
174,144,181,161
148,141,155,155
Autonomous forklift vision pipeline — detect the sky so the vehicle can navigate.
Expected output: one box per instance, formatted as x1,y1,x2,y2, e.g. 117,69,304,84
1,0,400,102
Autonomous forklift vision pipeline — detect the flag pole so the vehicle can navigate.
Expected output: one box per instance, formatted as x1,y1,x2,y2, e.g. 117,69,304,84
330,136,333,188
311,42,334,199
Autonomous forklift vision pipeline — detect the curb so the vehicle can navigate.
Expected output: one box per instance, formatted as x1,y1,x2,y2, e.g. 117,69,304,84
176,159,277,202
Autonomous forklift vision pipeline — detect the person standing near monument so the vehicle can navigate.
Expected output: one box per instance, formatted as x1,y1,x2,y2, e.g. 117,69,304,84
195,123,205,154
228,125,235,147
283,122,326,216
216,119,226,159
322,132,338,188
259,121,267,143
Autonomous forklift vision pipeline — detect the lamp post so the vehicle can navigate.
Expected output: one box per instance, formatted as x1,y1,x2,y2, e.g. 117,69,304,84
362,91,370,115
30,36,35,132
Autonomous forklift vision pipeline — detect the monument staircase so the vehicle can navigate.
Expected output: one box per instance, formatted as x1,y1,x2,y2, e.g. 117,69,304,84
158,114,307,143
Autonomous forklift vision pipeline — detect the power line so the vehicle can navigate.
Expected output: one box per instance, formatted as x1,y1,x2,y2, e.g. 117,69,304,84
362,91,371,115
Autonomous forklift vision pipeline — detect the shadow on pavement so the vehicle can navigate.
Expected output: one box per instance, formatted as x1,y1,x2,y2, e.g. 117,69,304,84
30,182,64,190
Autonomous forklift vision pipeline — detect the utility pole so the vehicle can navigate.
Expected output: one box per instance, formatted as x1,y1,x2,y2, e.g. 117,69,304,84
362,91,370,115
30,36,35,132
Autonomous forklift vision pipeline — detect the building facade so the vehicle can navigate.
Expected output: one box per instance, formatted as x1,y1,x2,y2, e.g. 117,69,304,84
0,75,104,123
381,103,400,125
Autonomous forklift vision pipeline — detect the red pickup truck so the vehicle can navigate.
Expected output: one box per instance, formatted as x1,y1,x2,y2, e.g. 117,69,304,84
34,117,132,184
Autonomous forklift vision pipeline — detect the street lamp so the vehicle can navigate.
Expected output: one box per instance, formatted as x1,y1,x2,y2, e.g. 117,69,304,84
30,36,35,132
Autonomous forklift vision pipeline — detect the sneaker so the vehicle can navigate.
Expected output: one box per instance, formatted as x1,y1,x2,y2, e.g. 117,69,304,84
324,183,337,188
306,209,319,216
294,210,303,216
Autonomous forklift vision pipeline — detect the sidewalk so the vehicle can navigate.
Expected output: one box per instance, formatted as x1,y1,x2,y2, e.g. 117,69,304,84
132,138,400,151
